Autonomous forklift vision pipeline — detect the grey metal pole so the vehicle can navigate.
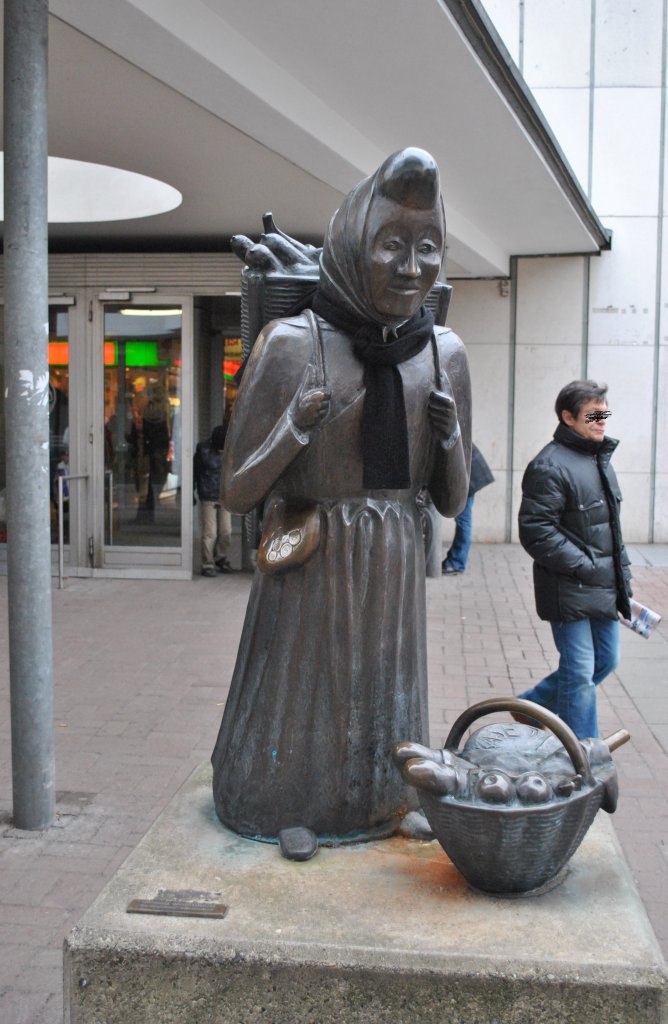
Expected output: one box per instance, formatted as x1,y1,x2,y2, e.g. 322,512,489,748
4,0,54,829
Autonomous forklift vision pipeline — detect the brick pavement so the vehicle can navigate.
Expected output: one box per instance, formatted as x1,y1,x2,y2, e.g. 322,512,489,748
0,543,666,1022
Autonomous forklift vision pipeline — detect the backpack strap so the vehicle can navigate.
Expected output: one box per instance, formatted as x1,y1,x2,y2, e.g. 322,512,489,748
430,331,442,389
303,308,326,388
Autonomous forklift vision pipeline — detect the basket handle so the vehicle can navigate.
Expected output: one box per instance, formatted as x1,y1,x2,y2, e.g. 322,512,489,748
444,697,595,785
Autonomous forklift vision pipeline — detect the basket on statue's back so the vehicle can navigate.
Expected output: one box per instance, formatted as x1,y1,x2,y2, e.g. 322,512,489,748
395,697,628,895
236,213,453,359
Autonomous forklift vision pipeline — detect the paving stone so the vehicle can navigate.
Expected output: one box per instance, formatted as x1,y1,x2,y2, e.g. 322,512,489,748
13,963,63,995
0,940,36,981
0,990,52,1024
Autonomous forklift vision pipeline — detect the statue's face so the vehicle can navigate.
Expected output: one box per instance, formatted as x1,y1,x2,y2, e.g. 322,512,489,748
365,197,443,323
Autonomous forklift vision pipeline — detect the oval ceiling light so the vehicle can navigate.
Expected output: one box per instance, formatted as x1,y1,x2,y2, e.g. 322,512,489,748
0,155,182,222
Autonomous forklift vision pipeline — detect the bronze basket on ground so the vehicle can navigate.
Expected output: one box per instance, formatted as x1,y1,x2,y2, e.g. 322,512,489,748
418,698,610,895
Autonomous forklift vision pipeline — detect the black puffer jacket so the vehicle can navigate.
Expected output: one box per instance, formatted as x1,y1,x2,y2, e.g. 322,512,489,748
194,440,224,502
518,423,632,623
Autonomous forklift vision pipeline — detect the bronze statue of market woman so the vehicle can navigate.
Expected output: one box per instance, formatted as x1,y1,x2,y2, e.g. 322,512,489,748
211,148,472,846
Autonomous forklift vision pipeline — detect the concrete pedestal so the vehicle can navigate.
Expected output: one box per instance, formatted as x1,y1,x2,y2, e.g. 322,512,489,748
64,762,667,1023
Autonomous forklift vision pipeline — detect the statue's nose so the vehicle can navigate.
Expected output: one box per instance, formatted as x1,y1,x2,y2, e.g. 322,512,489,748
399,247,420,277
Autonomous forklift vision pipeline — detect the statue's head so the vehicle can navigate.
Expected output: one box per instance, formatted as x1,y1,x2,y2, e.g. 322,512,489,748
320,148,445,327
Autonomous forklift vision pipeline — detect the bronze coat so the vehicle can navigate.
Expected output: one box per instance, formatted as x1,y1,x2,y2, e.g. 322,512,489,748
211,312,471,840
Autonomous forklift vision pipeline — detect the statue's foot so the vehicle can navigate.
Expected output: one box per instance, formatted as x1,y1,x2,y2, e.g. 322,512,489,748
398,810,435,841
278,826,318,862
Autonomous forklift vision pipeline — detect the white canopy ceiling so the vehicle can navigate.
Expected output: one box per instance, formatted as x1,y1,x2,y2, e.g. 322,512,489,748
1,0,609,276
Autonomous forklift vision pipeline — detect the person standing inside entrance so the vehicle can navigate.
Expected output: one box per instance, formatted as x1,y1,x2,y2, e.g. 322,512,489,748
139,382,172,524
441,443,494,575
194,424,233,577
517,380,632,739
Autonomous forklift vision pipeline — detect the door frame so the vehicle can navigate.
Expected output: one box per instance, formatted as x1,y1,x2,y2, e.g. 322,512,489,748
87,291,194,578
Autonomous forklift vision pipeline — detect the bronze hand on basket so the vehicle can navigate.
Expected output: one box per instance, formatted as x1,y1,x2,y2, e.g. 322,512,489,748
394,697,630,895
231,212,322,276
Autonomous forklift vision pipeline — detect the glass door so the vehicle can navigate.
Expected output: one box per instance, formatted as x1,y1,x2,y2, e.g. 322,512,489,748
97,299,192,573
48,304,73,549
1,292,193,578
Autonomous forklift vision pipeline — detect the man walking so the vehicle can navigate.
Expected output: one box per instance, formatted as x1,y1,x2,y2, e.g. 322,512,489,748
517,380,632,738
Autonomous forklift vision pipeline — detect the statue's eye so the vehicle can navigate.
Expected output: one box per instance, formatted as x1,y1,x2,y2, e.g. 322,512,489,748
382,239,402,251
418,240,438,254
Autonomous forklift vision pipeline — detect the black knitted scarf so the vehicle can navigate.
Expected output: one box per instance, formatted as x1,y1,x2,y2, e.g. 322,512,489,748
311,288,434,489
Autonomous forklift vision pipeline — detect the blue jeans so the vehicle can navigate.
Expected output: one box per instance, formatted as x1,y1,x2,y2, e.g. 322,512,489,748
443,494,474,571
518,617,620,739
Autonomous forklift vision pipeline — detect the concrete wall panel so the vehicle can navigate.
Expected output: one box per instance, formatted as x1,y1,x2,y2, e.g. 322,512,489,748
472,469,507,542
656,323,668,477
591,88,662,216
613,471,652,543
446,278,511,472
465,343,511,470
448,280,511,346
513,343,582,471
665,96,668,214
524,0,592,88
588,218,658,347
653,473,668,542
585,343,655,473
661,216,668,348
516,257,586,348
595,0,664,87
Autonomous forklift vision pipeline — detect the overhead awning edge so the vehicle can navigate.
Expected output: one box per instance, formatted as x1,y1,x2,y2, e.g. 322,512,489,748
439,0,612,253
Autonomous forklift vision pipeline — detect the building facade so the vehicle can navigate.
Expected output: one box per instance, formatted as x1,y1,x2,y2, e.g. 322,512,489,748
447,0,667,544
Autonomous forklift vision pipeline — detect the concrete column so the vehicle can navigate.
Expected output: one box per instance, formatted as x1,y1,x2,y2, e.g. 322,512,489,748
4,0,54,830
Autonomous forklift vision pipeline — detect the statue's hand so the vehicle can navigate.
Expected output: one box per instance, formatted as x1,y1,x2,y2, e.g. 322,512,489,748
428,390,459,443
231,216,321,276
394,741,445,765
291,364,331,432
231,235,284,272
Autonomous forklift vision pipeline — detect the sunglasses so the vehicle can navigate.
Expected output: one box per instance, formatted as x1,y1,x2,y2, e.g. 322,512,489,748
584,410,612,423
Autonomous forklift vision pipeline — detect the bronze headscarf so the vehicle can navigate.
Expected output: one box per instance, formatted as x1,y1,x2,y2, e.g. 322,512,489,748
311,148,445,488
